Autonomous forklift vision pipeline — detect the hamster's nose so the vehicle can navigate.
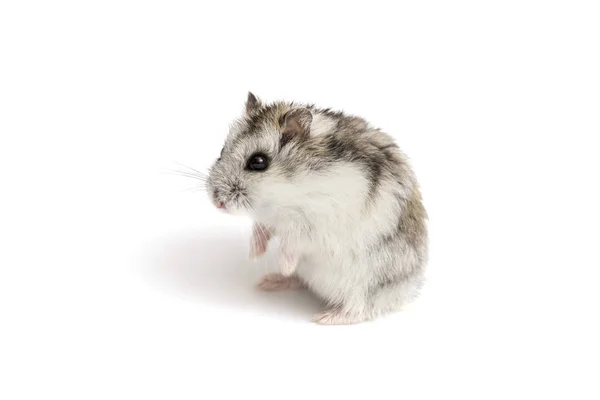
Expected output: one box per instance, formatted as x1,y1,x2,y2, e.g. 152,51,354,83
216,201,225,209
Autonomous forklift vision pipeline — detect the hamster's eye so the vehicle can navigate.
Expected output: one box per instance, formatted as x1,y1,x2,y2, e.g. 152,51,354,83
246,153,269,171
217,147,224,162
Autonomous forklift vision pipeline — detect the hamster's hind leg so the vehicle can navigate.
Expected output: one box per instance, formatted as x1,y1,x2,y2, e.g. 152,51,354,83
312,273,424,324
365,273,425,319
257,273,304,291
312,308,368,325
312,293,370,325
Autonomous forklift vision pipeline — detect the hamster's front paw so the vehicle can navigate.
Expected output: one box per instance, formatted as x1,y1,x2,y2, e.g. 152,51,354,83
249,223,271,259
257,273,303,291
312,309,366,325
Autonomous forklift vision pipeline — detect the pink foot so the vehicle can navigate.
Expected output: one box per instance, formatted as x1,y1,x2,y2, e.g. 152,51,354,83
312,309,365,325
257,273,303,291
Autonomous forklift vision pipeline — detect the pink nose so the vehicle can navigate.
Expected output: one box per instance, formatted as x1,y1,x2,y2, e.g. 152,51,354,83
216,201,225,209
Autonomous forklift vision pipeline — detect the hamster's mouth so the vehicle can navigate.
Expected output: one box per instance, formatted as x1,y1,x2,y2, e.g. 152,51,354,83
210,188,228,212
209,187,250,216
212,198,252,217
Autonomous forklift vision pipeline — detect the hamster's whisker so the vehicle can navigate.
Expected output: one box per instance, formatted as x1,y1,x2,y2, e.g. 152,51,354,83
163,169,208,182
183,185,207,193
175,170,208,180
173,162,209,178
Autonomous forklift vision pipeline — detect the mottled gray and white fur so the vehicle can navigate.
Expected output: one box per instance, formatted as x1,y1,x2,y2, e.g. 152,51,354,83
207,93,428,324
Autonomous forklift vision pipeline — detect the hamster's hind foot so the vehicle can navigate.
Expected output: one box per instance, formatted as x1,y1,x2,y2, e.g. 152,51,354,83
312,309,367,325
256,273,303,291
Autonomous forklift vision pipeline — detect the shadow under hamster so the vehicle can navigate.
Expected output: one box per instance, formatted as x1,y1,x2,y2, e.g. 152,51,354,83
142,228,321,321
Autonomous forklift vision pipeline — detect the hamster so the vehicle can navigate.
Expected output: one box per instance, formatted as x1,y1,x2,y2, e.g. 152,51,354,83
207,92,428,324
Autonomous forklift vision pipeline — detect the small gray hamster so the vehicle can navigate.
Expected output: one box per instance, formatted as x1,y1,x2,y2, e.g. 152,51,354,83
207,92,428,324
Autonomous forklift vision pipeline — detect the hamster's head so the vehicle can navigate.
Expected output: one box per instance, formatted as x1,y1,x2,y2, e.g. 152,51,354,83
206,92,318,218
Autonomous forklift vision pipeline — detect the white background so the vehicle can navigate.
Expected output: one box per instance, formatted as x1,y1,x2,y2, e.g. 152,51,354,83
1,1,599,399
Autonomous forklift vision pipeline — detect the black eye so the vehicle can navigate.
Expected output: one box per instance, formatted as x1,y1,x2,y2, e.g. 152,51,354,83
247,154,269,171
217,147,224,161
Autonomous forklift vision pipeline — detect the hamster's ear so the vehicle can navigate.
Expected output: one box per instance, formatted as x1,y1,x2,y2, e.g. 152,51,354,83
281,108,313,144
245,92,262,114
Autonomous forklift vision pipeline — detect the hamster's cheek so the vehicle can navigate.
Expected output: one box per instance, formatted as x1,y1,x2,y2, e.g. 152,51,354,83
247,180,287,216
